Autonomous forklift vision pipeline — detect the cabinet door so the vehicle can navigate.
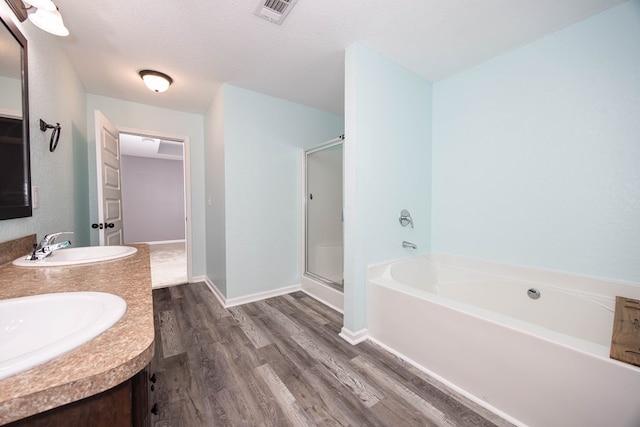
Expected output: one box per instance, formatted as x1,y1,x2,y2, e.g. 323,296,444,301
6,380,133,427
132,367,150,427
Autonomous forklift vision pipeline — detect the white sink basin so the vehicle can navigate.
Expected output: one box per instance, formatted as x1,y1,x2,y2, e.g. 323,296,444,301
12,246,137,267
0,292,126,380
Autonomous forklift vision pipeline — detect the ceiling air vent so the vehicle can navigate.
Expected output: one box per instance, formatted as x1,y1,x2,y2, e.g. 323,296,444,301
255,0,298,25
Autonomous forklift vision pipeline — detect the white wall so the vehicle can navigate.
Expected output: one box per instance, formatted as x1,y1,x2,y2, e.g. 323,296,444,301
432,1,640,283
121,155,185,243
344,44,433,333
86,94,206,276
0,3,88,247
209,84,344,299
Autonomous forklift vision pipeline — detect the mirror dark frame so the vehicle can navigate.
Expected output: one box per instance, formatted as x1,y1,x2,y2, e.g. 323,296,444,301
0,6,31,220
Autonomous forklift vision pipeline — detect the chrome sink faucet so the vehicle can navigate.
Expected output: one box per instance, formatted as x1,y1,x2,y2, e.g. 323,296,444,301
27,232,73,260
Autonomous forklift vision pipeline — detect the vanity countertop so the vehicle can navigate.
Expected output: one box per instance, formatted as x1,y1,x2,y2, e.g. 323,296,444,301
0,244,154,425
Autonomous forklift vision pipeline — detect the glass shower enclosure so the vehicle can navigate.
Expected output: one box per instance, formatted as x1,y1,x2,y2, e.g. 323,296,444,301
305,140,344,289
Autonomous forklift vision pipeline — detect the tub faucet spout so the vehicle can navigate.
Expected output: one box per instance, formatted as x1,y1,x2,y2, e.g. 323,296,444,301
402,241,417,250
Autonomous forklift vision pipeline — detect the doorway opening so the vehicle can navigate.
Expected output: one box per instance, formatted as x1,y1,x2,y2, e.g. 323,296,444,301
120,132,188,288
94,110,193,289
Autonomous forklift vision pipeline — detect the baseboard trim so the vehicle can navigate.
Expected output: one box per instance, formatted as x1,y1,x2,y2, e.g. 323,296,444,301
225,284,302,308
191,275,206,283
339,327,369,345
143,239,186,245
204,277,227,308
203,277,301,308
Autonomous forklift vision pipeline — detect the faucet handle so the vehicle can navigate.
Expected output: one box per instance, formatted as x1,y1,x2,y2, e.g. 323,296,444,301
399,209,413,228
42,231,74,245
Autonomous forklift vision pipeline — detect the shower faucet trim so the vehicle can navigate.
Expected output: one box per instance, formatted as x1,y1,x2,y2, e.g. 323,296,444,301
399,209,413,228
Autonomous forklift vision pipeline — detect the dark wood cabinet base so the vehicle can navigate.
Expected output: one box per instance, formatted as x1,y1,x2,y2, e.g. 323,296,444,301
5,368,150,427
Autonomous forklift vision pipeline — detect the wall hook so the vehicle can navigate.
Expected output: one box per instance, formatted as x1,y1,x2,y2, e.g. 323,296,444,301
40,119,61,152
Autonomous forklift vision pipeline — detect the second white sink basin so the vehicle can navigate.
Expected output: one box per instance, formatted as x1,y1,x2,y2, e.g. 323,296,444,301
13,246,137,267
0,292,127,380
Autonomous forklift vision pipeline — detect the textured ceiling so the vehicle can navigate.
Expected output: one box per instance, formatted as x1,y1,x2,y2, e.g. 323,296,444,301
53,0,627,115
120,133,183,161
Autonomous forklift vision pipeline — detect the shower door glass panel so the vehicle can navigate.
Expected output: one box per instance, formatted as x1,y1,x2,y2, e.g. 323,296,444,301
306,143,343,287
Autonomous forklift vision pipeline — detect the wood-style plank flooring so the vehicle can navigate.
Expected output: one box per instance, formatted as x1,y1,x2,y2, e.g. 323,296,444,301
150,283,513,427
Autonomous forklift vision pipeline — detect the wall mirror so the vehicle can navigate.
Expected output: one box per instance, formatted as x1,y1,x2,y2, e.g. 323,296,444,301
0,7,31,220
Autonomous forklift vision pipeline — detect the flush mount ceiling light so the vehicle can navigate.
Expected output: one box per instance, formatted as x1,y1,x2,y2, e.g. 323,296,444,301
139,70,173,93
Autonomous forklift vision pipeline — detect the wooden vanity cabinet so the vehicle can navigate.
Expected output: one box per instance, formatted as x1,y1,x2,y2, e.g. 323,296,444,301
5,367,151,427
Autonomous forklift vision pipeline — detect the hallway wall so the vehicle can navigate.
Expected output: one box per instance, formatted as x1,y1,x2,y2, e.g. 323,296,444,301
121,155,185,243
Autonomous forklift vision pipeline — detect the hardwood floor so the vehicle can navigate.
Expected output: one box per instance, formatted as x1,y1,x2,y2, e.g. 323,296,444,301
150,283,513,427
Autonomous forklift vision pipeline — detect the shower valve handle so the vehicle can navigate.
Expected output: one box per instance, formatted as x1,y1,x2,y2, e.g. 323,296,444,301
399,209,413,228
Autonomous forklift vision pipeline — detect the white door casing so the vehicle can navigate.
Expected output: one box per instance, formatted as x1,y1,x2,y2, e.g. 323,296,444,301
95,110,124,246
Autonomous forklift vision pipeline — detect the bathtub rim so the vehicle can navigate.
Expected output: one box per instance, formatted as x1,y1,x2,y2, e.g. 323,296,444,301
367,253,640,369
384,253,640,293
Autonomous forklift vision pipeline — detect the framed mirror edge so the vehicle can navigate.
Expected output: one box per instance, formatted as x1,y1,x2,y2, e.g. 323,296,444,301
0,4,32,220
3,0,27,22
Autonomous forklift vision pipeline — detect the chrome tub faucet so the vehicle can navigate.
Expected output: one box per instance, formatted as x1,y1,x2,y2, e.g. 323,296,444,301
402,241,417,250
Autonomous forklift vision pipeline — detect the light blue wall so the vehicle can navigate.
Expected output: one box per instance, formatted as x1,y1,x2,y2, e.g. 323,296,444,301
344,44,432,332
0,3,87,247
204,86,227,293
432,1,640,283
221,84,344,299
86,94,206,276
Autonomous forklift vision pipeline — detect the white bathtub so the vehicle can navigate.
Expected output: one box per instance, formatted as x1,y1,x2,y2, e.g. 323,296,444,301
367,254,640,427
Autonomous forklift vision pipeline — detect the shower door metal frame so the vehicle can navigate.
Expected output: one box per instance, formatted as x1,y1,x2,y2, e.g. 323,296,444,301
304,136,344,290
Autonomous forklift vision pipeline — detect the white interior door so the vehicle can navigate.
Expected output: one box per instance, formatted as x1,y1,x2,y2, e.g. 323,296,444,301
95,110,124,246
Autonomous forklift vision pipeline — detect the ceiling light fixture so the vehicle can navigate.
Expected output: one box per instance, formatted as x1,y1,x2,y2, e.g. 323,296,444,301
139,70,173,93
24,0,69,36
4,0,69,36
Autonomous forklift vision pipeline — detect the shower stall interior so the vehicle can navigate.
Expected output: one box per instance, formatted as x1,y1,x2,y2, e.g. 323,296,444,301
305,139,344,291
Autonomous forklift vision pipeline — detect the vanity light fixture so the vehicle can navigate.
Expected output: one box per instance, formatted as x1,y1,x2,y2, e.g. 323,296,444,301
27,4,69,37
23,0,55,10
139,70,173,93
4,0,69,36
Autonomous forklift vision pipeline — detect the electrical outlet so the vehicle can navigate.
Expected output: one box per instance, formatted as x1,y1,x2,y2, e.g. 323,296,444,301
207,196,212,206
